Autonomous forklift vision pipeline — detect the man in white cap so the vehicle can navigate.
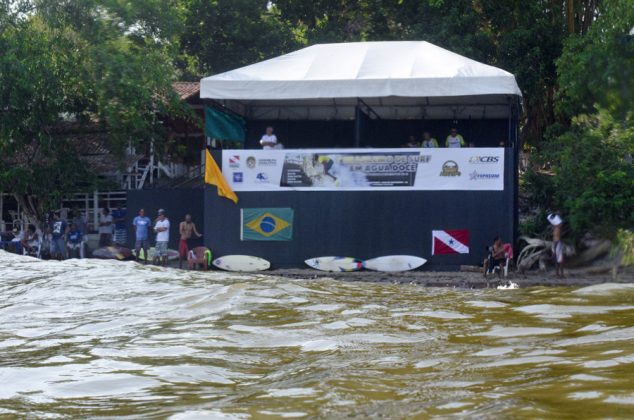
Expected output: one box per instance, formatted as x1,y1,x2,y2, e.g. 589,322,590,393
547,213,564,277
154,209,170,266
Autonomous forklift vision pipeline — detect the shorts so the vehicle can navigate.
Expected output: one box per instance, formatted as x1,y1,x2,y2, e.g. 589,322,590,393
156,241,168,257
135,238,150,251
51,238,66,255
67,242,81,250
114,229,127,245
178,239,190,259
552,241,564,263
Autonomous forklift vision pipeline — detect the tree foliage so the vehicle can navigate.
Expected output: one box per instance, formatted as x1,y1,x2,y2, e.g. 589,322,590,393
0,0,185,219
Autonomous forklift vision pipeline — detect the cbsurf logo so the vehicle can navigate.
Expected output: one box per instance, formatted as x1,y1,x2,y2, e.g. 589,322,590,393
469,156,500,164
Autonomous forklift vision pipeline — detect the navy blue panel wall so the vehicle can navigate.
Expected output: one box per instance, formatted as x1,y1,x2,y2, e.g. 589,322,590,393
126,189,204,250
203,148,515,270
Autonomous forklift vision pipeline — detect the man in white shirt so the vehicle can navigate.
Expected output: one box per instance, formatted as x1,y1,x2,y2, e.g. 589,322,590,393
259,126,278,150
98,208,114,247
153,209,170,266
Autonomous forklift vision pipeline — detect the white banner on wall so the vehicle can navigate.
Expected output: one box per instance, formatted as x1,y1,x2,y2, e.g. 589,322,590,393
222,148,505,191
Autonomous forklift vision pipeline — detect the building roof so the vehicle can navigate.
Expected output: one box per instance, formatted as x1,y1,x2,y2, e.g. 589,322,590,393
172,82,200,101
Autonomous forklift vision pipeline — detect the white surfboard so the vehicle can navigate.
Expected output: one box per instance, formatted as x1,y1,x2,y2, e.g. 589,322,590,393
363,255,427,272
305,256,363,272
213,255,271,272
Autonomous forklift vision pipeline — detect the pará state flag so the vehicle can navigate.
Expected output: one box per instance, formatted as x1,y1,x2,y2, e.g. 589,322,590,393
241,208,294,241
432,229,470,255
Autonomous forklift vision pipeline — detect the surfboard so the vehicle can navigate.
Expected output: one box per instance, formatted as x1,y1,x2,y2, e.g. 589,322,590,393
305,256,363,272
134,247,179,261
92,246,132,260
213,255,271,272
363,255,427,272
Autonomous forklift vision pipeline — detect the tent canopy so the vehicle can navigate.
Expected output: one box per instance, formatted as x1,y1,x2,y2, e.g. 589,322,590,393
200,41,522,120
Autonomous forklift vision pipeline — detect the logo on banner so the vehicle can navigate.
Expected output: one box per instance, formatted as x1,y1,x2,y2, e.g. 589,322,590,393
242,208,294,241
229,155,240,168
256,173,269,183
469,171,500,180
246,156,256,169
233,172,243,183
432,230,470,255
440,160,461,177
469,156,500,164
258,158,277,167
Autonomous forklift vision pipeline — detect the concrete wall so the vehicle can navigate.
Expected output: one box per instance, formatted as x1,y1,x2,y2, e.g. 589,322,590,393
203,148,515,270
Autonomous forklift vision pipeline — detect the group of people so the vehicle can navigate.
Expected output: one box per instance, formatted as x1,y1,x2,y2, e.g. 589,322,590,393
19,210,89,260
404,128,470,148
484,213,565,278
132,208,202,266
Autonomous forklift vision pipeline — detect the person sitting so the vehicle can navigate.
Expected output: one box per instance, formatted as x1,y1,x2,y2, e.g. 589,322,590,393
66,223,83,259
421,132,439,148
259,126,278,150
403,135,419,148
445,128,465,148
484,236,506,278
21,224,39,257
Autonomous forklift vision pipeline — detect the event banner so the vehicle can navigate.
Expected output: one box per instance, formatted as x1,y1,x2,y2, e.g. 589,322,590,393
241,208,294,241
222,148,504,191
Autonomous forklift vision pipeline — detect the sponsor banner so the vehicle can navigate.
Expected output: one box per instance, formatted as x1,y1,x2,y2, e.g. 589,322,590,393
241,208,293,241
432,229,470,255
223,148,504,191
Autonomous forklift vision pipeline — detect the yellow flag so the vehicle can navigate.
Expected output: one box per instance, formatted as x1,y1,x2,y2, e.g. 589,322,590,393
204,149,238,204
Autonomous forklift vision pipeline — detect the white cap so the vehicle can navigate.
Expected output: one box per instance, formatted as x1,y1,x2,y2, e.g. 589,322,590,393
547,213,562,226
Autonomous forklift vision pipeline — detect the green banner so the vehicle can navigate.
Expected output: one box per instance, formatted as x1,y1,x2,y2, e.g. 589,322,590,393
205,105,246,142
241,208,294,241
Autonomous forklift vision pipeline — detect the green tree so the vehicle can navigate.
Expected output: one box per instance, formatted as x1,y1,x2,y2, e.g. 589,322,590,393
0,0,185,221
179,0,299,76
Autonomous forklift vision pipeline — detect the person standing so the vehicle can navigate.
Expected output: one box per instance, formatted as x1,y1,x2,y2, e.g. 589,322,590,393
66,223,83,259
259,126,278,150
50,211,67,260
178,214,203,268
71,210,88,258
132,208,152,263
111,206,127,245
445,128,465,148
548,213,564,277
421,132,439,148
98,208,113,247
153,209,170,266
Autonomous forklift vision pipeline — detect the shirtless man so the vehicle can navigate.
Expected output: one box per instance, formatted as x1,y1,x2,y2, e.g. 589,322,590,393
548,213,564,277
179,214,202,268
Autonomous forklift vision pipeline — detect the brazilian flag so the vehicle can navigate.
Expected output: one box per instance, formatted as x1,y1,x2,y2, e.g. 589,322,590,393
241,208,294,241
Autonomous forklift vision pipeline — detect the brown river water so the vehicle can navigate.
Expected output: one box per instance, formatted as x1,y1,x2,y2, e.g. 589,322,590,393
1,252,634,418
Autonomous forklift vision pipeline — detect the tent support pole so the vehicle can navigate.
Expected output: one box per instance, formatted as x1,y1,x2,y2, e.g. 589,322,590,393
354,101,361,147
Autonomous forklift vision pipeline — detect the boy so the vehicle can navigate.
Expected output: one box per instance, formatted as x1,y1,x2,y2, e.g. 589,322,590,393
66,223,83,259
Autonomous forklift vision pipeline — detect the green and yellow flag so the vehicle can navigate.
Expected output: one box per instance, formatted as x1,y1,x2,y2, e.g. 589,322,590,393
241,208,294,241
205,149,238,204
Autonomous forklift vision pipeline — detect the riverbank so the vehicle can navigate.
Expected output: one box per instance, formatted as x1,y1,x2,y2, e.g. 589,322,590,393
261,266,634,288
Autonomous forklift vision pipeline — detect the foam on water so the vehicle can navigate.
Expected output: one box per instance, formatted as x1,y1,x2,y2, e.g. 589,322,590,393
1,251,634,418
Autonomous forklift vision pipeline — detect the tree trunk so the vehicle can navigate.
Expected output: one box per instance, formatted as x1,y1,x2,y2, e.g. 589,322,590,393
566,0,575,34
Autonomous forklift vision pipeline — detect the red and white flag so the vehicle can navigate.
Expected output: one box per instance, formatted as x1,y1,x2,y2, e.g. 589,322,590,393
432,230,470,255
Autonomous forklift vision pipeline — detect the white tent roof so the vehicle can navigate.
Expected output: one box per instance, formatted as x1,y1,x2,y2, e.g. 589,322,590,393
200,41,522,120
